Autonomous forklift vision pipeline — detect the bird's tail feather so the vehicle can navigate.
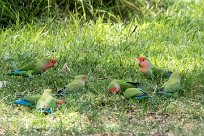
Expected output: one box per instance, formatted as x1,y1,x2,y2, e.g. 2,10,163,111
7,70,23,75
56,87,68,96
135,95,152,100
157,91,173,97
14,100,33,107
156,88,173,97
157,87,164,93
7,70,32,77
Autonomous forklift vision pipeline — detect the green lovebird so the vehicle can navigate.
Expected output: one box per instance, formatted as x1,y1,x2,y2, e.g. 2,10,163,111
157,71,181,96
124,88,151,100
7,58,57,77
137,56,172,79
57,75,88,96
36,89,64,113
108,80,141,94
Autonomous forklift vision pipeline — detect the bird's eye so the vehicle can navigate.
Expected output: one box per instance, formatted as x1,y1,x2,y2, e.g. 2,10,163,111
52,60,55,63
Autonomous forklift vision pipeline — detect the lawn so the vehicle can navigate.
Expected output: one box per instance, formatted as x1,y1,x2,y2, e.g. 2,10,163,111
0,0,204,135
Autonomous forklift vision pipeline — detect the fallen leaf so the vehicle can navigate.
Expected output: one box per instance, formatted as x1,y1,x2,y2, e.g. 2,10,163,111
62,62,70,73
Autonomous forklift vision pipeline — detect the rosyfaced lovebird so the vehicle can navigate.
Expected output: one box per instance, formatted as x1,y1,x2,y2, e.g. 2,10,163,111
57,75,88,96
137,56,172,79
7,58,57,77
108,80,141,94
157,71,181,96
36,89,64,113
124,88,151,100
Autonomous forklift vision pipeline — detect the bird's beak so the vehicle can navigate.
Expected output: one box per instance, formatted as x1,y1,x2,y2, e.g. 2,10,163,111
137,60,141,65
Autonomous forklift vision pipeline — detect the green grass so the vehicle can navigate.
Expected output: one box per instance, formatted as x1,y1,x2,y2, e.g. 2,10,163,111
0,0,175,28
0,0,204,135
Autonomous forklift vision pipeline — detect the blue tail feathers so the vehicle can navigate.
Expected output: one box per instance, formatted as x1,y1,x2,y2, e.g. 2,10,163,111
14,100,33,107
7,70,32,77
135,95,152,100
8,70,22,75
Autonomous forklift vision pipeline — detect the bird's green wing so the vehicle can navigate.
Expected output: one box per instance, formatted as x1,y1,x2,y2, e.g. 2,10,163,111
23,95,41,105
164,79,181,93
19,59,39,71
152,66,172,79
65,80,84,91
19,58,50,72
124,88,144,98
